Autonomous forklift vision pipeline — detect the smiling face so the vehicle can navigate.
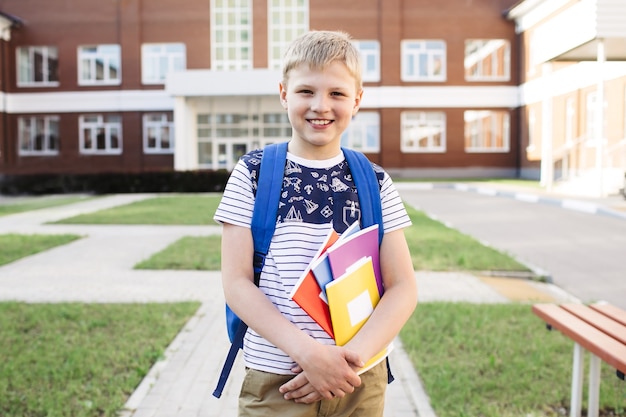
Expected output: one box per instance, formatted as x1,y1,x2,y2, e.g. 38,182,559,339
279,61,363,160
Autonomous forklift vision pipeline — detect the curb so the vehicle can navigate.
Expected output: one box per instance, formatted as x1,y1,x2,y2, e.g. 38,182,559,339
394,182,626,221
451,183,626,221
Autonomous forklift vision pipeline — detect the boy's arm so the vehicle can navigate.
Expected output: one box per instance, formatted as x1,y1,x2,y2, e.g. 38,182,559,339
221,222,363,400
343,227,418,364
280,228,417,403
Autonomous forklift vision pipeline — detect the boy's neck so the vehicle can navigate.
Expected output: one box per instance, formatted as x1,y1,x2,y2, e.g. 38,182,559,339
287,140,342,160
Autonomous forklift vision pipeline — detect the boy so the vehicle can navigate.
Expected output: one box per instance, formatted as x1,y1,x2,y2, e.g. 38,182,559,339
214,30,417,416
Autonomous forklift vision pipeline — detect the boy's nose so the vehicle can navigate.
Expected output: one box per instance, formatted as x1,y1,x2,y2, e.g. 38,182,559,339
310,95,330,112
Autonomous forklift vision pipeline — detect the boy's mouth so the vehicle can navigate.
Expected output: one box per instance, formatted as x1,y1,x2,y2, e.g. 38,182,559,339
309,119,332,126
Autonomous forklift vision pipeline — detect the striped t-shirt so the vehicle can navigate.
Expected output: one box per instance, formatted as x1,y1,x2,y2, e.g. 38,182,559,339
214,148,412,375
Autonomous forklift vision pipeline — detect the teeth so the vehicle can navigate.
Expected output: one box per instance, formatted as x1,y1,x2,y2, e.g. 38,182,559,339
310,119,330,125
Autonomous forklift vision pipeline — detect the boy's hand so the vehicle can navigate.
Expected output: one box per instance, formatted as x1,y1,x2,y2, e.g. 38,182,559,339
279,346,363,403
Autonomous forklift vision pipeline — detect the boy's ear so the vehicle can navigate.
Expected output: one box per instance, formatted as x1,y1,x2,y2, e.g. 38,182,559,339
352,89,364,116
279,82,288,109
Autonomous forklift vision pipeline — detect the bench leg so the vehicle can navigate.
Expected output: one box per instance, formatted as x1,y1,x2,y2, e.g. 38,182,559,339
570,343,584,417
588,354,601,417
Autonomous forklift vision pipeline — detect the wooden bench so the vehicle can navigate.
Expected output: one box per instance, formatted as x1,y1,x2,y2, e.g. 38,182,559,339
532,303,626,417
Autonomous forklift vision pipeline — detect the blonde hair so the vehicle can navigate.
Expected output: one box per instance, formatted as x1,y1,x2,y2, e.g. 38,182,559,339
281,30,362,90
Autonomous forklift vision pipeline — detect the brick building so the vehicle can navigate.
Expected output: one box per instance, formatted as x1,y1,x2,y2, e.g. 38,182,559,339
2,0,623,195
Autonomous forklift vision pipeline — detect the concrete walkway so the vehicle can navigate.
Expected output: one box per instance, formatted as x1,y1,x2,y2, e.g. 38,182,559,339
0,192,580,417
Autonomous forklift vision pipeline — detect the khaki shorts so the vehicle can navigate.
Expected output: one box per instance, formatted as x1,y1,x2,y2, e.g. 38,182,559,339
238,361,388,417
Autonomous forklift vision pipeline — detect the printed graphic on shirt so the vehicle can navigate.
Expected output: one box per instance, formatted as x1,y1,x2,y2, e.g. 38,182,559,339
242,149,383,234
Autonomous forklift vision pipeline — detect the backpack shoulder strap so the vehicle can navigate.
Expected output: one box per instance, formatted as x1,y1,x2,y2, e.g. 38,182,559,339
213,142,288,398
342,147,383,244
251,142,288,274
342,148,394,384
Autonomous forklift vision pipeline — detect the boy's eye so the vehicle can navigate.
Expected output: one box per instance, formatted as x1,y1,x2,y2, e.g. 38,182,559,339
331,91,345,97
298,89,313,94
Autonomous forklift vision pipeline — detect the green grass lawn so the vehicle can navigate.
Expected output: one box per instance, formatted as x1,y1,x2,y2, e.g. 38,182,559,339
52,194,220,225
0,195,94,217
401,303,625,417
0,234,82,266
0,302,200,417
133,196,529,273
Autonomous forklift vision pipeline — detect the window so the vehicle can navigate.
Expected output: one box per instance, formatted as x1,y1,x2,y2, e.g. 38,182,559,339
142,44,186,84
211,0,252,71
465,39,510,81
18,116,59,155
268,0,308,70
401,40,446,82
341,112,380,152
197,111,291,169
401,111,446,153
17,46,59,86
464,110,510,152
79,115,122,154
353,41,380,83
143,113,174,153
78,45,121,85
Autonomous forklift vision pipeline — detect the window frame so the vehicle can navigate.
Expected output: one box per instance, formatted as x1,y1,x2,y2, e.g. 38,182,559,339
196,110,291,169
401,40,446,82
464,110,510,153
17,46,60,87
401,111,447,153
18,115,60,156
353,40,380,83
79,114,123,155
267,0,308,70
341,111,380,153
77,44,121,86
143,113,174,154
211,0,253,71
464,39,511,82
141,43,186,85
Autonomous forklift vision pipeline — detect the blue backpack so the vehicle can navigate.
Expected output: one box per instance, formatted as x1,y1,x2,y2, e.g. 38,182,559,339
213,141,388,398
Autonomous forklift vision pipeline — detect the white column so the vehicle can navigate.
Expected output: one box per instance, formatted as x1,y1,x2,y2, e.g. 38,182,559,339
173,96,198,171
540,63,554,191
595,39,606,197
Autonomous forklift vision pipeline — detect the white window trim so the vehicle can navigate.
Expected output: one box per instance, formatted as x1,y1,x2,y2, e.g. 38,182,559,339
464,39,511,82
196,109,291,170
464,110,510,153
79,114,123,155
143,113,174,154
210,0,253,71
141,43,186,85
18,115,60,156
341,111,380,152
267,0,309,71
16,46,60,87
401,40,446,82
78,45,121,86
353,40,380,83
401,111,447,153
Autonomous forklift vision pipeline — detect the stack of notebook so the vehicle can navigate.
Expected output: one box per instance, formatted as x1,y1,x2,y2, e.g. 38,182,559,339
289,222,392,374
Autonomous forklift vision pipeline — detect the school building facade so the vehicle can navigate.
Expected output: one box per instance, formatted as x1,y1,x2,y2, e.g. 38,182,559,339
0,0,625,196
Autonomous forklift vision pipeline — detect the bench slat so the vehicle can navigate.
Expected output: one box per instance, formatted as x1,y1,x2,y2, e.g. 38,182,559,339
532,304,626,374
590,303,626,327
561,303,626,345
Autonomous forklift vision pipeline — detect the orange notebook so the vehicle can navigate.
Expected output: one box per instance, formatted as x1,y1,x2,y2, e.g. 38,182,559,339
289,227,339,338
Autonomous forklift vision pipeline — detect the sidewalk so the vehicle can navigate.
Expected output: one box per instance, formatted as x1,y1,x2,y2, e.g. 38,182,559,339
0,191,584,417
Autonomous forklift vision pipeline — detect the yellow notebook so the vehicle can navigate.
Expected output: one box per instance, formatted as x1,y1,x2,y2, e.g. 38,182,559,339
325,256,393,374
